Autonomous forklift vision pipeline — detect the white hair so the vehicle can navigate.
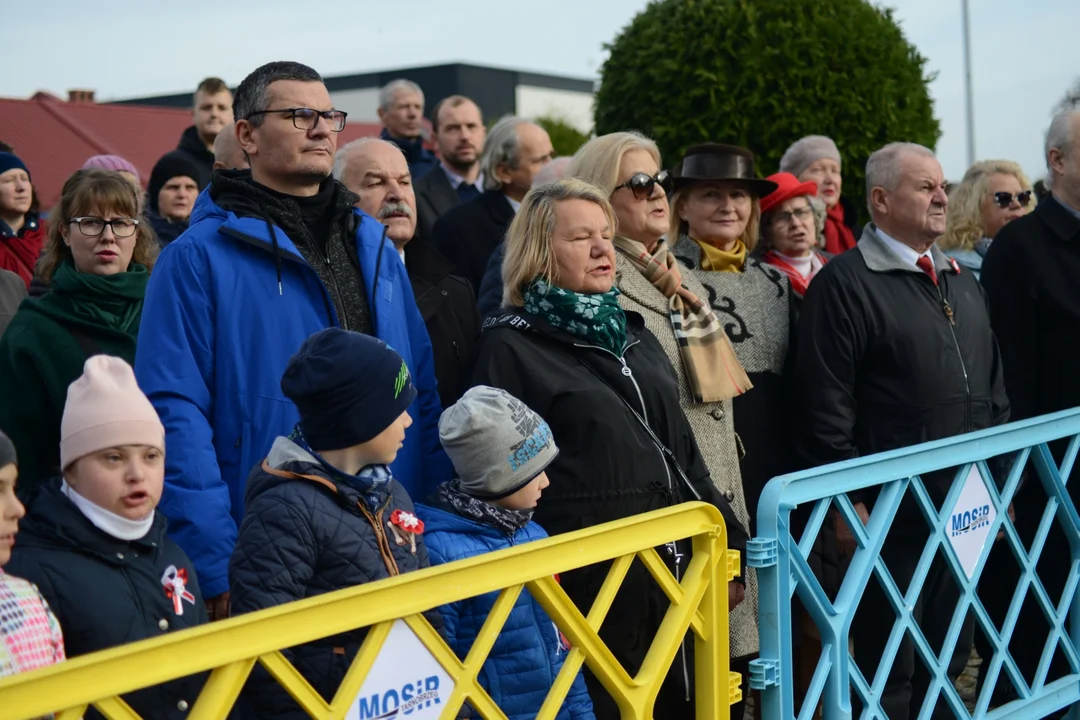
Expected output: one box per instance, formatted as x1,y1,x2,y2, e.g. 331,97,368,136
379,79,424,112
332,137,404,180
532,156,572,188
481,116,528,191
1045,108,1080,189
865,142,937,216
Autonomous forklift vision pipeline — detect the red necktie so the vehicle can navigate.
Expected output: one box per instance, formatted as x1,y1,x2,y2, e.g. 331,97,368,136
916,255,937,286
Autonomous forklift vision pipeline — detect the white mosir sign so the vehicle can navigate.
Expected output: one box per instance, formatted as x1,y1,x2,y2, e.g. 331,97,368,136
350,619,455,720
945,464,996,579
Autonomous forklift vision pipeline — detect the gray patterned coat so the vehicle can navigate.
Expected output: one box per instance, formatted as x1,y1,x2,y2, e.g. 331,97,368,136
614,248,759,659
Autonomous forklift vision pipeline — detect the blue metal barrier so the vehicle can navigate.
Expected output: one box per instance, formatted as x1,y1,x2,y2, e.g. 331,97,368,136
750,409,1080,720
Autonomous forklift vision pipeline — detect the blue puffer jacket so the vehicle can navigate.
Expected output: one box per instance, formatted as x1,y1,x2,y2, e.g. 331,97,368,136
134,182,452,598
418,502,594,720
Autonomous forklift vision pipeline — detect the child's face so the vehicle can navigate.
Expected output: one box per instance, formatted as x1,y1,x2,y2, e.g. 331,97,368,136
361,410,413,466
493,471,551,511
0,464,25,566
65,445,164,521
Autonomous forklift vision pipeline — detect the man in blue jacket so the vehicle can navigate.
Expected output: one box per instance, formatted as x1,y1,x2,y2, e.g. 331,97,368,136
134,61,451,619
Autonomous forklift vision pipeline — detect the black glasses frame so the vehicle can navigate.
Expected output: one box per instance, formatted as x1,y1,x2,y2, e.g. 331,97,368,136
69,216,140,238
245,107,348,132
612,170,672,200
993,190,1032,209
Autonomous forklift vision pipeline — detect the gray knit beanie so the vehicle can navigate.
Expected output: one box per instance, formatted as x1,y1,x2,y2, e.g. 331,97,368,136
779,135,842,179
439,386,559,499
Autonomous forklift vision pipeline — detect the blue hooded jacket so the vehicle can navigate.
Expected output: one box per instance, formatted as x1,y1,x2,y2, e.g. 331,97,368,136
134,182,452,598
417,502,594,720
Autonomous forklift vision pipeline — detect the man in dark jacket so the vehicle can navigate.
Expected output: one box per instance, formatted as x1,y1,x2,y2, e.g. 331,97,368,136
434,116,553,291
335,137,480,407
413,95,486,243
134,61,451,622
793,142,1009,719
172,77,233,187
980,107,1080,705
377,79,437,181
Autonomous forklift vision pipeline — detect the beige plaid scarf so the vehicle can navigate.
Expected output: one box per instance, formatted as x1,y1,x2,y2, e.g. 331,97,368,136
615,236,752,402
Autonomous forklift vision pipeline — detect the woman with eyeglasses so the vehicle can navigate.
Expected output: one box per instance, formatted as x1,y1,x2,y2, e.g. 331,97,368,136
757,172,831,314
779,135,862,253
939,159,1035,279
0,169,157,501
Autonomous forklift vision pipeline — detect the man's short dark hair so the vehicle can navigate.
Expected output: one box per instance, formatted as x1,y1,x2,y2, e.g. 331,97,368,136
431,95,479,133
194,77,229,101
234,62,323,127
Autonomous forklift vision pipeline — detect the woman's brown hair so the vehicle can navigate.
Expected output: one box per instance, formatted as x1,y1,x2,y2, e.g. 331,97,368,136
38,168,158,283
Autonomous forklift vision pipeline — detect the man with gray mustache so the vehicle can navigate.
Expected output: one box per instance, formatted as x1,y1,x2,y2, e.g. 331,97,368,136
335,138,480,407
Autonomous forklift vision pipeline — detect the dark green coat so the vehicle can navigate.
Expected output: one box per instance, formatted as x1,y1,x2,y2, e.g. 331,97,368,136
0,261,146,499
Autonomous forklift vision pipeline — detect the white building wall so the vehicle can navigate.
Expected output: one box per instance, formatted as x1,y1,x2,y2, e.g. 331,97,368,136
331,87,381,124
515,85,594,133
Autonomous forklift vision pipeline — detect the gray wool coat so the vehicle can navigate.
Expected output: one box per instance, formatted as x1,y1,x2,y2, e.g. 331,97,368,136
614,248,760,659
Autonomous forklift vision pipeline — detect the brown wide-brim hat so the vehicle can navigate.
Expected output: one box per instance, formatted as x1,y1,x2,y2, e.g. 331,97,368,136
671,143,779,197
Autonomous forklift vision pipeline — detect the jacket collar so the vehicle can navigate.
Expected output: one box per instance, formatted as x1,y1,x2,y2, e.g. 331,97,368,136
1040,194,1080,242
482,305,646,342
858,224,957,277
248,436,389,512
380,128,429,164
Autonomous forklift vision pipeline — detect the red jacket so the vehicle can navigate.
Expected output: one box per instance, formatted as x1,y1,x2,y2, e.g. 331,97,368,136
0,213,45,288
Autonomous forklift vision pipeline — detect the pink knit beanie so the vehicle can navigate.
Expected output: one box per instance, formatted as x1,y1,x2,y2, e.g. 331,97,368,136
82,155,141,185
60,356,164,469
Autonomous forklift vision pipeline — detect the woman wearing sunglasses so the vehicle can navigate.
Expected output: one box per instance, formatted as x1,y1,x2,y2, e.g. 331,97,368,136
570,133,757,718
0,169,157,501
939,159,1035,279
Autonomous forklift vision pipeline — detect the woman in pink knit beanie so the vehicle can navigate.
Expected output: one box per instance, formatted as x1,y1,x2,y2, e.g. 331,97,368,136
83,155,143,211
5,356,208,716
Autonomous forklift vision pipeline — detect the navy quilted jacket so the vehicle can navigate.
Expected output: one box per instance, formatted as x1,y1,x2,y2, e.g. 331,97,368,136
229,437,440,720
417,502,594,720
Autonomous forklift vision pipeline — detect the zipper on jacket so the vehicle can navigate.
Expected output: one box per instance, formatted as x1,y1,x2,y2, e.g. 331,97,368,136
935,284,973,432
668,540,691,701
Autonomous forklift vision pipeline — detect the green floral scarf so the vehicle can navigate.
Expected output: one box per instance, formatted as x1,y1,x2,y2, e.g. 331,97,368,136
522,278,628,357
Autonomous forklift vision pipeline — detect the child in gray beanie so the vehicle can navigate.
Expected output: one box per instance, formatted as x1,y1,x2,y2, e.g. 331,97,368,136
417,386,595,719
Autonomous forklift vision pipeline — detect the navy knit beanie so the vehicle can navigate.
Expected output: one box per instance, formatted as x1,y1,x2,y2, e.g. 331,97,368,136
148,151,205,213
0,153,29,181
281,328,418,451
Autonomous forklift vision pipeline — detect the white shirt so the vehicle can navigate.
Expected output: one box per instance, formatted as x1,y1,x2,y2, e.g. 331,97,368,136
505,195,522,214
876,227,934,271
440,164,484,195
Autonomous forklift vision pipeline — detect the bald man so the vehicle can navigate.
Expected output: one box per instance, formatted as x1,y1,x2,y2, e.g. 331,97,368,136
334,138,480,407
212,124,248,171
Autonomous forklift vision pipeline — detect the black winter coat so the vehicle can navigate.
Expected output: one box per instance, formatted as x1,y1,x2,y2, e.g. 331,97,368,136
472,308,748,720
6,481,208,719
405,237,481,407
434,190,514,293
793,226,1010,515
175,126,215,188
229,437,439,720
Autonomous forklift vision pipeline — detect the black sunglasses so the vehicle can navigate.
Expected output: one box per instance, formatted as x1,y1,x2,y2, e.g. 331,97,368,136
993,190,1032,209
612,170,672,200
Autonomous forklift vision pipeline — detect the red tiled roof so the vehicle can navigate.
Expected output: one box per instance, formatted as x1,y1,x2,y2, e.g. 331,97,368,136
0,93,382,208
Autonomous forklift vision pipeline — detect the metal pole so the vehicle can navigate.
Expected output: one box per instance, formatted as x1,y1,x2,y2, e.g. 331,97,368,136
961,0,976,166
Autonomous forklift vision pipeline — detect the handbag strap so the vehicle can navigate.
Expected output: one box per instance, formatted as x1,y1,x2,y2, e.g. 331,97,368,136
573,353,702,503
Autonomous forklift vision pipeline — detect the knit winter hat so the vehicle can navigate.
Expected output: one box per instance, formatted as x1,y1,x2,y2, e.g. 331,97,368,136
0,152,29,181
779,135,842,179
281,328,418,451
439,386,559,500
83,155,140,184
148,151,205,213
0,430,15,468
60,356,165,469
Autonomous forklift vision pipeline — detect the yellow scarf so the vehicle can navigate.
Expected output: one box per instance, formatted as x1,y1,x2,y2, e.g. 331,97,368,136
695,237,748,273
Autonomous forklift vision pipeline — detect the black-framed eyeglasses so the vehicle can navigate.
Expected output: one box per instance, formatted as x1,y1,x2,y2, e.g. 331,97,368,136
69,216,139,238
993,190,1032,209
245,107,348,132
612,170,672,200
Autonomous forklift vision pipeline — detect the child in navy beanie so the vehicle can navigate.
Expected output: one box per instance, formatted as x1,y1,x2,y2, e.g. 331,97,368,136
228,328,442,718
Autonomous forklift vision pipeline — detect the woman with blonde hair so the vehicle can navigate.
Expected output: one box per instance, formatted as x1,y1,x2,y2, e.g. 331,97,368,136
939,159,1035,278
474,177,747,720
0,168,157,499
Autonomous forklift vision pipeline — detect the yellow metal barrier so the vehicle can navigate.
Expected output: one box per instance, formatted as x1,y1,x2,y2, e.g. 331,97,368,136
0,502,740,719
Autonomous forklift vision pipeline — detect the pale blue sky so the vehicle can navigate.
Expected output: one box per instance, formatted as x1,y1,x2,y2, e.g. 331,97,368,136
4,0,1078,182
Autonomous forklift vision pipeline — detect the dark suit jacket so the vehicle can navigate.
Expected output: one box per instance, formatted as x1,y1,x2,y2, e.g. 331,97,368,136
414,165,461,245
433,189,514,293
405,238,481,409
